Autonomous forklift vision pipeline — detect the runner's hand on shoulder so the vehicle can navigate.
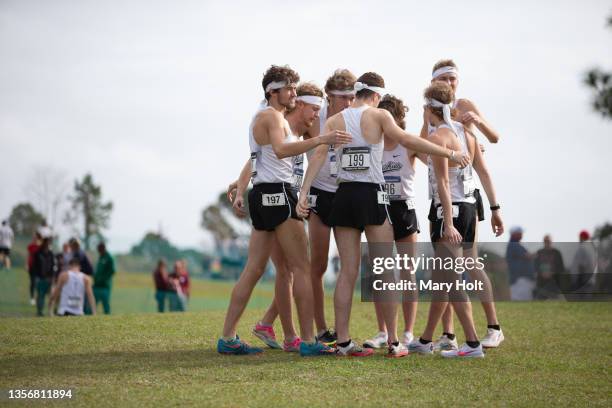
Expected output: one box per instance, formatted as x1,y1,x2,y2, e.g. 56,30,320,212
320,130,352,146
232,195,247,219
460,111,482,127
450,151,471,168
491,211,504,237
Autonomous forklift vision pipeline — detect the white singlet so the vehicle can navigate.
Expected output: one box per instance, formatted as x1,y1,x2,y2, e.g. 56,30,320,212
382,144,415,202
308,101,339,193
57,270,86,316
249,107,295,185
428,122,477,205
336,105,384,184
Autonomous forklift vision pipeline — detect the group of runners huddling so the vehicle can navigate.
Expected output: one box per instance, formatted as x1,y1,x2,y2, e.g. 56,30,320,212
219,60,505,359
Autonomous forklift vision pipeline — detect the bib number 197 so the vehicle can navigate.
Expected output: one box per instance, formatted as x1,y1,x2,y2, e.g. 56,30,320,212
262,193,286,207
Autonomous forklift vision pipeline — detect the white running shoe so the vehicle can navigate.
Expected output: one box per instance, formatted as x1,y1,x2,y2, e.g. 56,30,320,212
481,328,504,348
30,298,36,306
402,331,414,347
433,334,459,351
362,331,388,349
441,343,485,358
387,342,409,358
407,339,434,355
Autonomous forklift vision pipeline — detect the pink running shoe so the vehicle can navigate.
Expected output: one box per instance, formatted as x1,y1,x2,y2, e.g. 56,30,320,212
252,323,281,349
283,337,302,352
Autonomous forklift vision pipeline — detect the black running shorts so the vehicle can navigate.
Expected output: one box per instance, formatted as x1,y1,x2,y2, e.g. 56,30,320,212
329,182,389,231
430,202,477,248
429,191,484,223
308,186,336,228
389,201,420,241
248,183,301,231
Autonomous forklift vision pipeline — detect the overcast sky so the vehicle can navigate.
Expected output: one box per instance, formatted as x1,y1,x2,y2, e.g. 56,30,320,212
1,0,611,252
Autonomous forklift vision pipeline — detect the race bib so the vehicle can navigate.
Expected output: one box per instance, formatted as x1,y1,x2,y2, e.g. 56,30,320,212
68,295,80,308
307,194,317,207
250,152,257,177
262,193,286,207
377,190,390,205
461,167,476,197
383,175,402,200
341,147,371,171
405,198,416,210
329,153,338,177
437,205,459,219
291,168,304,189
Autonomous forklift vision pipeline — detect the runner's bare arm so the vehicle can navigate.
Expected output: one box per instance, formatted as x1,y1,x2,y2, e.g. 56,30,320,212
470,133,504,236
227,159,250,202
299,144,327,198
85,276,96,315
235,159,252,197
430,133,462,244
267,113,350,158
296,144,328,217
48,272,67,315
379,110,469,166
459,99,500,144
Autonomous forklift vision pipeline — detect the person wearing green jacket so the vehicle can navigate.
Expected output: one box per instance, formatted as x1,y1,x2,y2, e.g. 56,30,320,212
93,242,115,314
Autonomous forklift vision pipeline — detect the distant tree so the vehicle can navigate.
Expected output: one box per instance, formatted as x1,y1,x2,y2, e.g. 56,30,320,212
8,202,45,238
130,232,181,261
200,190,251,244
64,173,113,250
584,15,612,119
23,165,69,231
594,222,612,241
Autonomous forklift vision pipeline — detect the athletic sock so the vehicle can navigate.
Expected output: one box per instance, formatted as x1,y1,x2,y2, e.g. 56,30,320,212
419,337,431,344
222,335,236,342
466,340,480,348
443,332,456,340
258,321,272,328
487,324,501,330
337,340,352,348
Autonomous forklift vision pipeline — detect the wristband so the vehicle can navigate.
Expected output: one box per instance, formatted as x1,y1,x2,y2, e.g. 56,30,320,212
490,204,501,211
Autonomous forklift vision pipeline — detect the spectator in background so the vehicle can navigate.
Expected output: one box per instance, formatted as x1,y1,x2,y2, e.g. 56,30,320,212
534,235,565,299
169,260,189,312
93,242,116,315
27,231,43,305
0,220,15,269
153,260,171,312
69,238,93,276
571,230,596,292
61,243,72,272
49,257,96,316
506,226,535,300
32,237,56,316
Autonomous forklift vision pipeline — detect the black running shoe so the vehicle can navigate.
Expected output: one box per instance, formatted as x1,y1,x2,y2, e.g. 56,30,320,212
316,329,337,346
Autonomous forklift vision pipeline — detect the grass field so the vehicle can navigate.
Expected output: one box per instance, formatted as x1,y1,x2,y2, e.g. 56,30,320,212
0,268,611,406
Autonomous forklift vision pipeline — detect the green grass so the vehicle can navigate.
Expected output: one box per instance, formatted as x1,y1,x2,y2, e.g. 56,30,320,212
0,268,611,406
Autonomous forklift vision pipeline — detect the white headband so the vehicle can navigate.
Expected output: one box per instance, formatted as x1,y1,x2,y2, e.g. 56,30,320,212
265,81,287,93
354,81,387,97
328,89,356,96
296,95,324,107
432,66,458,80
426,98,458,135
